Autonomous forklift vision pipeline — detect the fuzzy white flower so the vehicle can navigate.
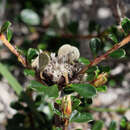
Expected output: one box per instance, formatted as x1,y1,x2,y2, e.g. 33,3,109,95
58,44,80,62
32,44,83,83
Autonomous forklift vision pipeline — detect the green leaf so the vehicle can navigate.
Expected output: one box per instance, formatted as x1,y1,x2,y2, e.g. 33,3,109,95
121,17,130,34
55,99,62,105
70,110,93,123
45,85,59,98
78,57,90,65
53,108,62,117
0,21,11,33
24,69,35,77
89,38,102,55
20,9,40,25
107,26,124,42
70,84,96,98
96,85,107,92
27,48,38,63
120,116,127,128
63,87,74,94
0,63,23,95
86,66,98,73
7,28,13,42
55,127,62,130
38,43,47,50
92,120,104,130
109,80,116,87
71,97,81,110
108,33,118,43
15,46,27,56
29,80,58,98
109,49,126,58
109,121,117,130
104,42,113,52
86,73,95,82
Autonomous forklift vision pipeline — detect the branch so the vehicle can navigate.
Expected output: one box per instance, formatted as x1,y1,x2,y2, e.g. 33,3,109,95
78,35,130,75
60,30,107,40
61,33,98,39
0,33,48,86
0,33,27,67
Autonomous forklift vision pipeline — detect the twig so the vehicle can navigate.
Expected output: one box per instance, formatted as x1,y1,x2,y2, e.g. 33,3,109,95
60,29,107,40
78,35,130,75
63,119,69,130
0,33,27,67
61,33,98,39
0,33,48,86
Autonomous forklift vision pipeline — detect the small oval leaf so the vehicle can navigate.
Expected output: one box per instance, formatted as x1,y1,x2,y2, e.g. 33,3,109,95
7,28,13,42
70,110,93,123
109,121,117,130
96,85,107,92
108,33,118,43
109,49,126,58
78,57,90,65
0,21,11,33
120,116,127,128
20,9,40,25
29,80,58,98
70,84,96,98
24,69,35,77
89,38,102,55
92,120,104,130
27,48,38,63
121,17,130,34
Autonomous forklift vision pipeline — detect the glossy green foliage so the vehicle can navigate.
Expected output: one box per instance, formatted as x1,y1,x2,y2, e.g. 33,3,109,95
70,110,93,123
27,48,38,63
121,17,130,34
78,57,90,65
109,49,126,58
20,9,40,25
29,80,59,98
109,121,117,130
7,28,13,42
70,84,96,98
24,69,35,77
92,120,104,130
89,38,102,55
0,21,11,33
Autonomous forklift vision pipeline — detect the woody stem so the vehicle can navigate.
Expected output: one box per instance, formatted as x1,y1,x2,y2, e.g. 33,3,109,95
78,34,130,75
0,33,27,67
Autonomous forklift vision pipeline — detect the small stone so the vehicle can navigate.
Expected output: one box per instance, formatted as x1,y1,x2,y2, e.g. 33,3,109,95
0,113,5,123
125,110,130,121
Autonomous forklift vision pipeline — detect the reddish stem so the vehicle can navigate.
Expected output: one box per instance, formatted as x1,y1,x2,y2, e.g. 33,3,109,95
78,35,130,75
0,34,27,67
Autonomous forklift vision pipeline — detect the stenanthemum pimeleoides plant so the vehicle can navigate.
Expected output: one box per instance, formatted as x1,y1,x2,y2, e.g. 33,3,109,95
0,17,130,130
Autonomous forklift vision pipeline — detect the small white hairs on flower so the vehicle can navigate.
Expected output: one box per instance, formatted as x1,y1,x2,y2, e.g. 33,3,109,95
58,44,80,62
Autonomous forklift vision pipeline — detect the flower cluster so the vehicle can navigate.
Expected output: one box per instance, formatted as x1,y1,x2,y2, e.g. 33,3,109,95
33,44,84,84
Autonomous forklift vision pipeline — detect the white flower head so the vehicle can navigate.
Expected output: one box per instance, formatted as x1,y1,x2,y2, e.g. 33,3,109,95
58,44,80,62
33,44,83,84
